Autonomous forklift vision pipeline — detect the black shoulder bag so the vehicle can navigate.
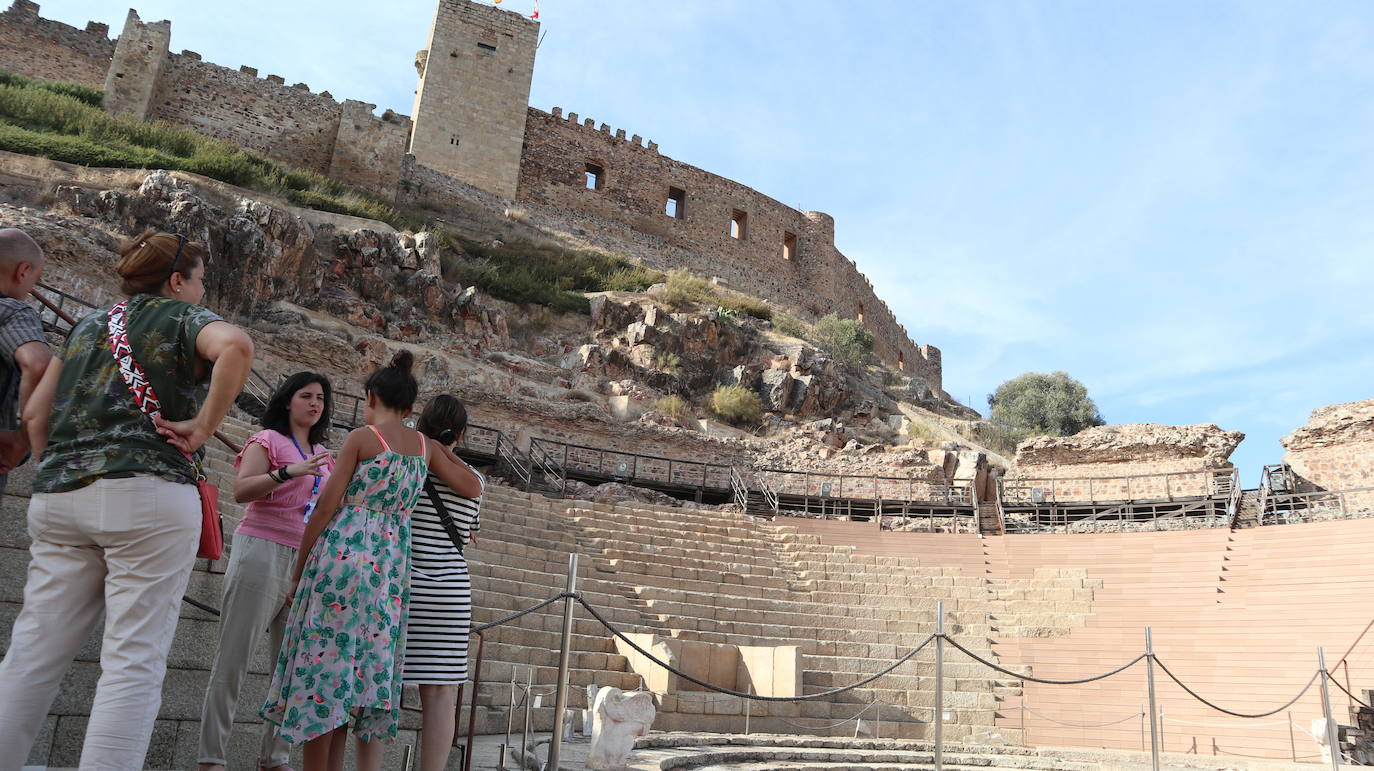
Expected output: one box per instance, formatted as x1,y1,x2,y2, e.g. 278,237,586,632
424,479,466,556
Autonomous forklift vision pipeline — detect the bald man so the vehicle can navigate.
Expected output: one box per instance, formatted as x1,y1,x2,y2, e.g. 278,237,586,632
0,229,51,492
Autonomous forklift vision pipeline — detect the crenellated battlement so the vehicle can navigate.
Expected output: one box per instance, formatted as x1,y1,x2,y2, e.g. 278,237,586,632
546,107,659,153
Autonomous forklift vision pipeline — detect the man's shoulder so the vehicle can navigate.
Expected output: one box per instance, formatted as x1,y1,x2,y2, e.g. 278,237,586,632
0,297,38,323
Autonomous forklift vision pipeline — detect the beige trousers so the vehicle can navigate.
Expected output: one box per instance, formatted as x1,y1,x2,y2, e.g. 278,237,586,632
0,475,199,771
197,531,296,767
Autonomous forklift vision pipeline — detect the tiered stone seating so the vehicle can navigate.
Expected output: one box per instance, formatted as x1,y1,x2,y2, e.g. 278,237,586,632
516,499,1098,742
991,520,1374,762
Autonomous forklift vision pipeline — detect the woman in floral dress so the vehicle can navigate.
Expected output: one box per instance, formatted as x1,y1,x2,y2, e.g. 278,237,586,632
261,351,474,771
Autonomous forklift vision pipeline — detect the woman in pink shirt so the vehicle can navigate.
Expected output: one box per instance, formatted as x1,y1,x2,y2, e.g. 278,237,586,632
198,372,335,771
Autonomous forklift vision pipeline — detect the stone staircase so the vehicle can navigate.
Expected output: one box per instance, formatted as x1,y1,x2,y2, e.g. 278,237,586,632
625,733,1330,770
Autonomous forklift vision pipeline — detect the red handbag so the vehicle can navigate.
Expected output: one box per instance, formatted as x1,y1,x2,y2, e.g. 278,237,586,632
106,300,224,560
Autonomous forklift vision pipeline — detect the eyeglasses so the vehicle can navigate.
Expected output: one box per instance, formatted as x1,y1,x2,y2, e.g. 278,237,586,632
165,234,187,282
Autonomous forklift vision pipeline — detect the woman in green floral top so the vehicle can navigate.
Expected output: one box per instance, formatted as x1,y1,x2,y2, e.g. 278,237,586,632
0,230,254,770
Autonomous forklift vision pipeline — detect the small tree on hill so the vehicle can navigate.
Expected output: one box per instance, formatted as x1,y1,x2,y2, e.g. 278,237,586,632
988,371,1104,438
813,314,874,368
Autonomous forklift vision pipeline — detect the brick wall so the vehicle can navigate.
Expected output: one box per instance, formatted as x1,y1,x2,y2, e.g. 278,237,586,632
0,0,112,87
1285,441,1374,511
516,108,939,388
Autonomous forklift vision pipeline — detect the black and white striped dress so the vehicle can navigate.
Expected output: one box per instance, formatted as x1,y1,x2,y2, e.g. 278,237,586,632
403,470,482,684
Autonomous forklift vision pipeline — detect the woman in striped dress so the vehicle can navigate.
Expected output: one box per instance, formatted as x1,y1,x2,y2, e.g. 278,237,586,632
407,394,483,771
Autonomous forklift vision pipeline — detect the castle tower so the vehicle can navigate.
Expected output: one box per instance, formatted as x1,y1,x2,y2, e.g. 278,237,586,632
103,9,170,120
409,0,538,198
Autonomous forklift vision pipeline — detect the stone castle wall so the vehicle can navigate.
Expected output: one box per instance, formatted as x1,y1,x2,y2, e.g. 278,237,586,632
517,107,939,387
408,0,537,198
1,0,941,388
0,0,112,88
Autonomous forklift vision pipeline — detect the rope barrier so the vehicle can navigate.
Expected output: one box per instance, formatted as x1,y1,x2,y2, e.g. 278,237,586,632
182,594,221,617
576,594,935,701
774,701,878,730
941,635,1146,685
1016,705,1143,729
473,591,571,634
1160,715,1292,729
1153,657,1318,718
1332,676,1373,709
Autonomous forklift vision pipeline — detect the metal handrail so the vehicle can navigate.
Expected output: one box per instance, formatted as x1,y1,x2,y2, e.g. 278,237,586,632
1004,468,1237,506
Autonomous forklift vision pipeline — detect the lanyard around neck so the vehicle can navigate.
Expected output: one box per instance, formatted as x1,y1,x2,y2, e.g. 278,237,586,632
288,434,321,497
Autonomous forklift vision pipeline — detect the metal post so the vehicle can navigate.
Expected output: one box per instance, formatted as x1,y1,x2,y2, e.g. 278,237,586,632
744,688,751,735
402,743,414,771
521,669,533,770
1139,703,1145,752
935,600,945,771
1320,647,1341,771
546,554,579,771
463,633,485,771
501,671,516,771
1288,711,1297,763
1145,627,1161,771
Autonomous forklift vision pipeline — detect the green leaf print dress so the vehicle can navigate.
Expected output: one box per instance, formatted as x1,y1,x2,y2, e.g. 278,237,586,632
261,426,427,744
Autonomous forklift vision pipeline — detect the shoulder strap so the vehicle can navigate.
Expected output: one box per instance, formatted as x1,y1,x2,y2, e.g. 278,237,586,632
424,478,465,556
107,301,197,472
367,424,390,452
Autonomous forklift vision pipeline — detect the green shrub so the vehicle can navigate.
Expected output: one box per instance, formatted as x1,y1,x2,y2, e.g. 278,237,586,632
0,67,423,232
988,371,1105,437
958,421,1029,457
0,69,102,107
653,352,682,375
663,270,718,309
774,313,808,339
653,394,688,419
814,314,875,367
448,236,662,314
906,421,937,444
709,385,762,426
720,294,772,321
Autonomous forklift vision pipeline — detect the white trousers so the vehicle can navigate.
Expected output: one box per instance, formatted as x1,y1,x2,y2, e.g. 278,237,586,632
197,531,296,767
0,475,199,771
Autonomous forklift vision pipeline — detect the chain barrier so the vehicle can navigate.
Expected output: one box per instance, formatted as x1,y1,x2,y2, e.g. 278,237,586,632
1152,656,1318,719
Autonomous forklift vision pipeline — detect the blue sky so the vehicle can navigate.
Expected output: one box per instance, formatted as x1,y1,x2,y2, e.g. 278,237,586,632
43,0,1374,480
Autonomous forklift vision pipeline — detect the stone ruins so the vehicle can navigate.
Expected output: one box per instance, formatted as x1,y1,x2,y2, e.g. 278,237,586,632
0,0,1373,769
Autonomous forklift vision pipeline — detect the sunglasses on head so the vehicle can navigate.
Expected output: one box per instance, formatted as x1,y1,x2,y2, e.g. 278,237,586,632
165,234,187,281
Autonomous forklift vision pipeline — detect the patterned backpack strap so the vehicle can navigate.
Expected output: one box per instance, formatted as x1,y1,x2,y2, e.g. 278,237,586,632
107,301,199,474
107,300,164,421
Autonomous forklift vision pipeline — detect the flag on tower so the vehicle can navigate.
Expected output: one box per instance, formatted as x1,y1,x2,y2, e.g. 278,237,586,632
530,0,539,19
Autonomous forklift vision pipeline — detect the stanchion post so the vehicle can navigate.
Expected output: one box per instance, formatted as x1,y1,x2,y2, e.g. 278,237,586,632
1288,711,1297,763
547,554,580,771
1319,647,1341,771
935,601,945,771
1145,627,1161,771
1139,703,1145,752
744,687,751,736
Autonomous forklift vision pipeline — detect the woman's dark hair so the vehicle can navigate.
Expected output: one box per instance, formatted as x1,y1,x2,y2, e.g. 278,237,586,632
416,394,468,445
261,371,333,446
364,350,418,411
116,228,205,296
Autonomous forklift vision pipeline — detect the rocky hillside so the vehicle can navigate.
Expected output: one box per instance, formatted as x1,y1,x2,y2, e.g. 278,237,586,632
4,152,1000,481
